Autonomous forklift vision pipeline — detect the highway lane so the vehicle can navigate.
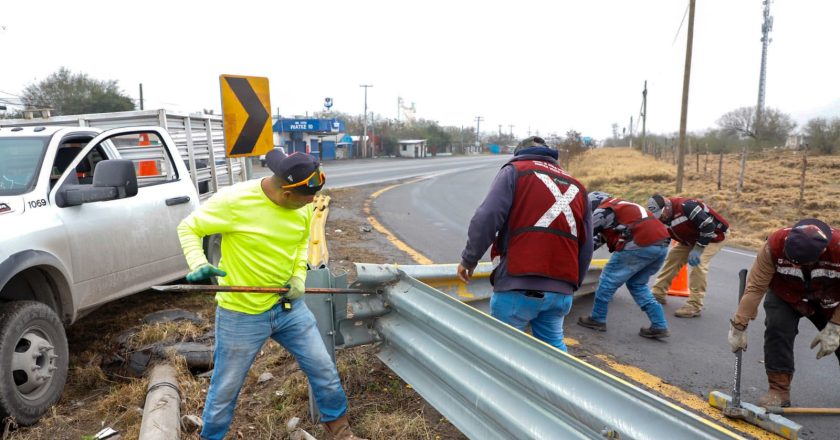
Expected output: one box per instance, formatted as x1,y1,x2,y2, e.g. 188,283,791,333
370,156,838,439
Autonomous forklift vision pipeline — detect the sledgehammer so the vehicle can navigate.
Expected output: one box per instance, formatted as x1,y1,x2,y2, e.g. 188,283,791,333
709,269,802,439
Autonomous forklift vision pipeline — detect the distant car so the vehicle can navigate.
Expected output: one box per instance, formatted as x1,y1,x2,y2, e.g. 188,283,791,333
260,146,286,167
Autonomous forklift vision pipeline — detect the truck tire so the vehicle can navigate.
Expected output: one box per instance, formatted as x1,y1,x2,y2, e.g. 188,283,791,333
0,301,69,425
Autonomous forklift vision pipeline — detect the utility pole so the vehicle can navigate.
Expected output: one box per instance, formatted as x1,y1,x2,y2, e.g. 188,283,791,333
508,124,514,138
629,115,634,148
397,96,402,123
755,0,773,135
676,0,696,193
475,116,484,153
641,80,647,154
498,124,502,137
360,84,373,158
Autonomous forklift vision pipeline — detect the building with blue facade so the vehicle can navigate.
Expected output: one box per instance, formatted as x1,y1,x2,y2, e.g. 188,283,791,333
272,117,351,160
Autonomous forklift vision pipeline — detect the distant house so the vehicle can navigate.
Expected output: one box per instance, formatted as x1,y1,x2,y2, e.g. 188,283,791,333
398,139,428,158
785,134,806,149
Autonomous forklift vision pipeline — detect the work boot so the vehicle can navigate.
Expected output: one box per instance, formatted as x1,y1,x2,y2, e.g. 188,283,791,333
639,326,670,339
757,371,792,408
324,415,368,440
674,304,701,318
577,316,607,332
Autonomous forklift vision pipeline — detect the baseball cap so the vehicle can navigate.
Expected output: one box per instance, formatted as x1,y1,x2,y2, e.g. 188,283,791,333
784,219,831,265
266,150,325,194
647,194,667,219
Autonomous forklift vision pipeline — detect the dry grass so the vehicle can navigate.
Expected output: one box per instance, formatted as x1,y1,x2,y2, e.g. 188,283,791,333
569,148,840,249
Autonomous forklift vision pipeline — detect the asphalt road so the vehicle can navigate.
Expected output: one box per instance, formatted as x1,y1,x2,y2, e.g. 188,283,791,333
367,155,839,440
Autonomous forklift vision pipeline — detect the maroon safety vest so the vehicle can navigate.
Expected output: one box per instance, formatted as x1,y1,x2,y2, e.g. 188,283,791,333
598,198,670,252
767,228,840,317
666,196,729,245
490,159,588,285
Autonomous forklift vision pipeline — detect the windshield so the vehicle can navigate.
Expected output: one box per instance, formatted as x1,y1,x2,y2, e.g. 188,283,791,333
0,137,49,196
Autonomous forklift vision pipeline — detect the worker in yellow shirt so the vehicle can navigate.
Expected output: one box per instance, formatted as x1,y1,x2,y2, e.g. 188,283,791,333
178,150,365,440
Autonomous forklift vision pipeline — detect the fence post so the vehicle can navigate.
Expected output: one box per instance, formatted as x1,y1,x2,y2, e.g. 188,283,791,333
717,150,724,190
736,146,747,194
798,146,808,214
704,144,709,175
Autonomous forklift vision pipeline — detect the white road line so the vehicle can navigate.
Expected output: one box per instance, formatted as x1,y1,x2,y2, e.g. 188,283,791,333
722,248,756,258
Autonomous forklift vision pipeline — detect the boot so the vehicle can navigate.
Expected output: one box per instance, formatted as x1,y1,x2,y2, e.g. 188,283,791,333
639,326,670,339
324,415,368,440
757,371,792,408
674,303,701,318
577,316,607,331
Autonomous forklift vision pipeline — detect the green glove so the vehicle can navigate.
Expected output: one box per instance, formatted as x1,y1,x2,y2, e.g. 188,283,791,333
285,276,306,300
186,264,227,283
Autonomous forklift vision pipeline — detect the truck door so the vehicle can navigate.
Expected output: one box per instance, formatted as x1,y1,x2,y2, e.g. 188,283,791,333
50,127,197,310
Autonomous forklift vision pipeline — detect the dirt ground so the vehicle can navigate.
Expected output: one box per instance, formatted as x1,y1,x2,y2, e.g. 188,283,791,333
7,183,465,440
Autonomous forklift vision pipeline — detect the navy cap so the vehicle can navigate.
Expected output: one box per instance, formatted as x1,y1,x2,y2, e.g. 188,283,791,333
266,150,322,192
784,219,831,264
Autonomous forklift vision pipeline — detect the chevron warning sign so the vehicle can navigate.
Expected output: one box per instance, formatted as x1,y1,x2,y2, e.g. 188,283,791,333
219,74,273,158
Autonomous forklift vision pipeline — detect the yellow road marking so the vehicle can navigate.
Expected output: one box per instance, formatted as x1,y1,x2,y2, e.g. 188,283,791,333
595,354,782,439
364,179,766,439
364,181,434,265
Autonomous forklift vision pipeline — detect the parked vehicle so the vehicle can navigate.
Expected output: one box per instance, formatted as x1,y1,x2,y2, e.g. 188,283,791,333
0,110,245,424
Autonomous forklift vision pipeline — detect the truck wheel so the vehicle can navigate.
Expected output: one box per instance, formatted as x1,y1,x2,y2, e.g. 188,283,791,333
0,301,69,425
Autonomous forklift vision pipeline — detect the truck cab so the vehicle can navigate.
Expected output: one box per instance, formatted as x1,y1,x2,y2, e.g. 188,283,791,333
0,125,199,424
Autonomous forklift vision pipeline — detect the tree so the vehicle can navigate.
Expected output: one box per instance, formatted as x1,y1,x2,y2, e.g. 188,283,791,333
21,67,135,116
716,106,796,148
804,117,840,155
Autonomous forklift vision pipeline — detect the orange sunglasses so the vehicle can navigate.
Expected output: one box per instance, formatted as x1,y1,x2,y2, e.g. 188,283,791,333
281,168,326,189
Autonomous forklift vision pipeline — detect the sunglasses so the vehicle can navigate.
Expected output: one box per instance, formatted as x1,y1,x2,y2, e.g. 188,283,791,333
281,168,326,190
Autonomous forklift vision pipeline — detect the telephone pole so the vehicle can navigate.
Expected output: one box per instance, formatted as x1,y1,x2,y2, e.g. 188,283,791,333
360,84,373,158
509,124,515,138
641,80,647,154
475,116,484,152
676,0,696,193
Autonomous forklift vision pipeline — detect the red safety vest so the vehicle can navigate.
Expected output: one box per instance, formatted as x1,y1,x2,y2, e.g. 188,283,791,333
490,159,588,285
598,198,670,252
767,227,840,317
667,196,729,245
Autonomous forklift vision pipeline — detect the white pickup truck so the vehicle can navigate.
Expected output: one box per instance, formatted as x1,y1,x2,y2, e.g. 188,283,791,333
0,110,243,424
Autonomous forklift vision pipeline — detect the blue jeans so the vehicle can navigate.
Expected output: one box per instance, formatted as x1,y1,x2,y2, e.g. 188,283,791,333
491,290,574,351
201,299,348,440
590,245,669,329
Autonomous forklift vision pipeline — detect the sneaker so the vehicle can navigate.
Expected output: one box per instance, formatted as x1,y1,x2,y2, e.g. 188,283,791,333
639,326,670,339
674,304,702,318
653,295,667,305
577,316,607,331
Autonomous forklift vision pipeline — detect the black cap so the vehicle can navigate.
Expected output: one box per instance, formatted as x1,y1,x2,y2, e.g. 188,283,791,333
266,150,322,192
514,136,549,154
647,194,667,219
784,219,831,265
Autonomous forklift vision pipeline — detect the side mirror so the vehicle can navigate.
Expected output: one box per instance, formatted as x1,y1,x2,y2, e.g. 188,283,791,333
56,160,138,207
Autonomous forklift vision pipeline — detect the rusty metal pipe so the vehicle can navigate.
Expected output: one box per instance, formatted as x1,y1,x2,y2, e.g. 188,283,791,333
153,285,377,295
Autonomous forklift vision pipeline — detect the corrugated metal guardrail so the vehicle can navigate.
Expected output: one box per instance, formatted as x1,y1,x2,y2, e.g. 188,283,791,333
327,264,743,440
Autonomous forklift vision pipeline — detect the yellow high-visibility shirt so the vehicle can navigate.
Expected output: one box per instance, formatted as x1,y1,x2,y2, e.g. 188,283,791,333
177,179,311,314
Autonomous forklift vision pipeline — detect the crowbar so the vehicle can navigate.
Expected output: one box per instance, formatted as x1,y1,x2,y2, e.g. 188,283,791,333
153,285,378,295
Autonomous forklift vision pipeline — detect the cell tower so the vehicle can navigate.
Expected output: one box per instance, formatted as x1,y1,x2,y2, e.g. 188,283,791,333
756,0,773,123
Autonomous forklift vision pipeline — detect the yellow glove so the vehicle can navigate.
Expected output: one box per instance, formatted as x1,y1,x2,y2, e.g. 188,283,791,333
285,276,306,300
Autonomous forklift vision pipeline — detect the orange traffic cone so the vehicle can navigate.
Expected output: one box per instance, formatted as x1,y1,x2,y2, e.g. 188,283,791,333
668,264,689,297
136,133,159,176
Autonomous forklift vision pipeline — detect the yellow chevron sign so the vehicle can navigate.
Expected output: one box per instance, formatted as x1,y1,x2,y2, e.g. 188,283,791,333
219,74,273,157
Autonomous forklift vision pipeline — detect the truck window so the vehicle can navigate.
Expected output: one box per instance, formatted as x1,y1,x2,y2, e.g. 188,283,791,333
0,138,48,196
108,132,179,188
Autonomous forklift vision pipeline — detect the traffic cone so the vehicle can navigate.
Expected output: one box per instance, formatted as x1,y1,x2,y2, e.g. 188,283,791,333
136,133,159,176
668,264,689,297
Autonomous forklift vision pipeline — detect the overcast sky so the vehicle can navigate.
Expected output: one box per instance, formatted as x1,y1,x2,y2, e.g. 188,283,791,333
1,1,838,140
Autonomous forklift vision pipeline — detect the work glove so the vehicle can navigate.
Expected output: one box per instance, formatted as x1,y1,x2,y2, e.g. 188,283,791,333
186,264,226,282
284,276,306,300
688,247,704,267
810,321,840,359
728,321,748,353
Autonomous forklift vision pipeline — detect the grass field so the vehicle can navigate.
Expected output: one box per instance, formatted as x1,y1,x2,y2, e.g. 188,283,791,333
569,147,840,249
